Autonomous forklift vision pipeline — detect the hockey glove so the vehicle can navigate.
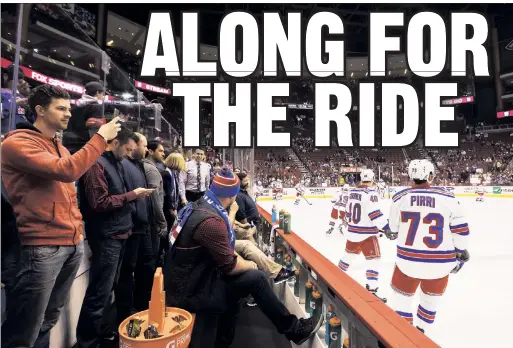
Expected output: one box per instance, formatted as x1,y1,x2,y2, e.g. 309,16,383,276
451,249,470,274
382,226,398,240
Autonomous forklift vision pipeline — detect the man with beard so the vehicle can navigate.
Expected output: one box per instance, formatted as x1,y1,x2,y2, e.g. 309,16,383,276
76,126,154,347
233,172,294,306
116,132,158,325
164,168,323,348
143,140,168,264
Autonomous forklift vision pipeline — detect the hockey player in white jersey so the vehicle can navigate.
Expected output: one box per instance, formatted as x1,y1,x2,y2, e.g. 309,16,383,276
475,184,485,202
376,179,387,199
386,159,470,334
337,170,390,301
294,181,306,205
326,184,350,234
254,181,264,202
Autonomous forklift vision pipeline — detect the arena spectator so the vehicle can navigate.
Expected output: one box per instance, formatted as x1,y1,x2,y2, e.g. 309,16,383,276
235,172,260,226
1,65,31,133
116,132,157,325
76,126,152,347
63,81,105,154
179,148,211,203
164,168,323,348
0,181,20,305
147,139,166,172
142,140,168,262
160,152,187,266
1,84,121,348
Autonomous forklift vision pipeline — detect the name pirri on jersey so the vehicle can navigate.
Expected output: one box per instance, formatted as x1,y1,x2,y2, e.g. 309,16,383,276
388,186,470,280
345,186,389,243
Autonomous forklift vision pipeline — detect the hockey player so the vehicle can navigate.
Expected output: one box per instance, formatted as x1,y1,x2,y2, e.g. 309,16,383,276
254,180,265,202
294,180,306,205
376,179,387,199
326,184,350,234
274,179,283,200
337,170,390,301
385,159,470,334
475,184,485,202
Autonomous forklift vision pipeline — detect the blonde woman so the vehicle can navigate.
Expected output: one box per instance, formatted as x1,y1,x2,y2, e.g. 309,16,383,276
158,152,187,266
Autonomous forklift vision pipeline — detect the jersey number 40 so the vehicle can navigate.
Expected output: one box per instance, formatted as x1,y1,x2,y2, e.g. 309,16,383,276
401,211,444,248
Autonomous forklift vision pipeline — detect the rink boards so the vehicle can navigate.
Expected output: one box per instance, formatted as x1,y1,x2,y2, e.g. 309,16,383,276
258,197,513,348
257,185,513,200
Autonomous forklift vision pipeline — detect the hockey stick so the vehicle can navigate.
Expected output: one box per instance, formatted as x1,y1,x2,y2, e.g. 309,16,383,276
301,195,313,205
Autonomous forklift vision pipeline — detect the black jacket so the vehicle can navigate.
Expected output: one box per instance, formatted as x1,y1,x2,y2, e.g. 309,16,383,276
122,157,152,234
79,151,133,237
164,198,227,314
63,96,104,154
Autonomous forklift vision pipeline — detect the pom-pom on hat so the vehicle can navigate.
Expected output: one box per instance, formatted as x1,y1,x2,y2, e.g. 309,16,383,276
210,167,240,198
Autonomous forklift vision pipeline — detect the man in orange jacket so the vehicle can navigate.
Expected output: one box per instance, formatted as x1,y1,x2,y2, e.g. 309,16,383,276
1,84,121,348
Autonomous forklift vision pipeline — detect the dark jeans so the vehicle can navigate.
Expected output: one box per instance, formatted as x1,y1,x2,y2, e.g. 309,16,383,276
190,269,298,348
76,237,126,348
2,242,84,348
186,190,205,203
115,232,156,324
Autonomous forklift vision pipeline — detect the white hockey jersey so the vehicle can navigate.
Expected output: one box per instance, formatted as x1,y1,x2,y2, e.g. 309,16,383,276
254,184,264,195
475,185,485,194
344,186,389,243
331,189,349,209
388,186,470,280
271,181,283,190
295,183,305,194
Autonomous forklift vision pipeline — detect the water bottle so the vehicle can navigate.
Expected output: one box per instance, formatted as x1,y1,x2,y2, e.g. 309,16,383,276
285,256,294,286
279,209,285,229
276,247,284,265
283,212,291,234
294,269,300,297
328,317,342,348
311,292,322,321
271,205,277,224
305,282,313,315
325,304,336,345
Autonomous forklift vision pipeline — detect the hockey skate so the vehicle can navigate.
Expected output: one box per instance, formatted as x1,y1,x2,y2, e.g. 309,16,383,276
366,284,387,303
326,226,334,234
338,224,346,235
416,326,425,334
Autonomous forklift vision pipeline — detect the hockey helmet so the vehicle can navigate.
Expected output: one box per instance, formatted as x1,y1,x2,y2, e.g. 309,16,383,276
408,159,435,181
360,169,375,182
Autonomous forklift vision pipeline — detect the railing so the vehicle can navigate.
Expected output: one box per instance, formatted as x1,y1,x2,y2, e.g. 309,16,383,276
256,205,439,348
475,123,513,133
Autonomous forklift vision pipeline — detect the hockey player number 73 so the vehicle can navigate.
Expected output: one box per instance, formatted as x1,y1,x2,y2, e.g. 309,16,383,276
401,211,444,248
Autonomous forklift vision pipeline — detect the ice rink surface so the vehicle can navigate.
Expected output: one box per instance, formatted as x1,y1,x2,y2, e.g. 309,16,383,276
259,196,513,348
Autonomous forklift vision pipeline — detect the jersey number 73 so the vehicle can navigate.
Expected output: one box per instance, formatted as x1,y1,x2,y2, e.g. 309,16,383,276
401,211,444,248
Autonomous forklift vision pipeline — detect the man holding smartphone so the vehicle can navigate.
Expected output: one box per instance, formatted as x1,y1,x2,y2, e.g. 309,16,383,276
76,125,154,348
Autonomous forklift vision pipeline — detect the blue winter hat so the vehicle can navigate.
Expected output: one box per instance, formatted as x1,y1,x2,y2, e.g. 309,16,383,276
210,167,240,198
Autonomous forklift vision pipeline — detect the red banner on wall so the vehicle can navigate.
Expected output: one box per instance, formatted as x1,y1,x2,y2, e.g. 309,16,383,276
1,57,85,94
134,80,171,95
497,110,513,118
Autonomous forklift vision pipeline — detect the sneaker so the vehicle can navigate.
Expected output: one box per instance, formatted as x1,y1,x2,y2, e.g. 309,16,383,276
273,268,295,285
287,316,324,345
102,330,119,342
245,295,257,307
